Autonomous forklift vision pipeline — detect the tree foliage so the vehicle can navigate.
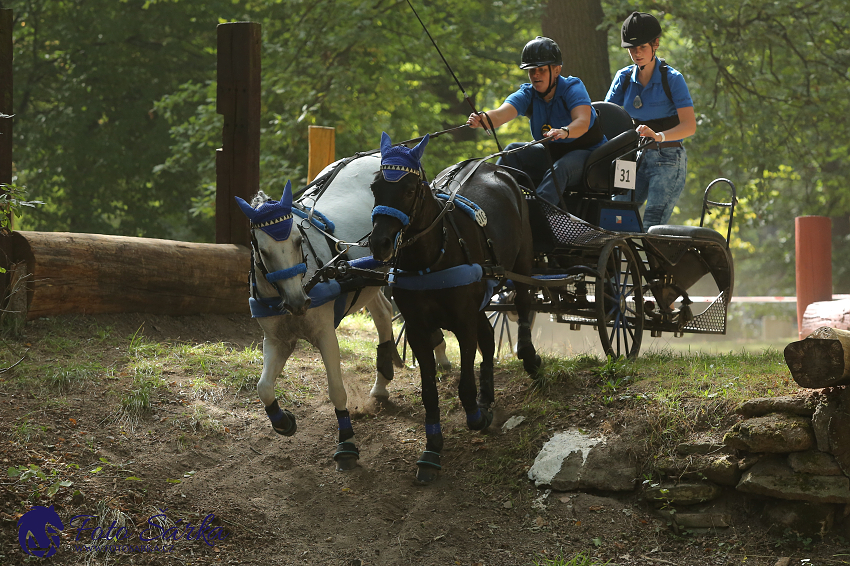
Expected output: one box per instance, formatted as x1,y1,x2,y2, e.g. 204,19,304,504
8,0,850,295
9,0,541,240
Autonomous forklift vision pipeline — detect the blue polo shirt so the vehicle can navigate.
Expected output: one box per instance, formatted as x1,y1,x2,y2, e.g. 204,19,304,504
505,75,605,151
605,58,693,140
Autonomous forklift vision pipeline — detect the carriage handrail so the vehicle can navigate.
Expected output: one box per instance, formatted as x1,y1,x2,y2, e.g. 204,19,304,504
700,178,737,247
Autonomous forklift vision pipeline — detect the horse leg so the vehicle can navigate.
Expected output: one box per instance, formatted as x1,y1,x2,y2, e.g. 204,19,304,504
257,322,298,436
513,283,542,376
402,323,443,484
455,314,492,433
365,291,401,399
313,323,360,471
476,309,495,412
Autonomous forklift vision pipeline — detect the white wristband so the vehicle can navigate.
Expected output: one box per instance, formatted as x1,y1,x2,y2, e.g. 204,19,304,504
659,131,666,143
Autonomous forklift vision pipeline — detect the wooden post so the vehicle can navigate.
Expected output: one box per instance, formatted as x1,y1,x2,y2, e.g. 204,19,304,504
795,216,832,338
0,9,14,315
216,22,261,246
307,126,335,182
0,9,11,194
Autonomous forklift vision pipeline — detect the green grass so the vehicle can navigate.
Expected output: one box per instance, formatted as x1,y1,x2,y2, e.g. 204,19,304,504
534,552,611,565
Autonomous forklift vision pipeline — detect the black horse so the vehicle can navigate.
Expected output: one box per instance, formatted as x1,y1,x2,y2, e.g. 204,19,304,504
369,133,540,483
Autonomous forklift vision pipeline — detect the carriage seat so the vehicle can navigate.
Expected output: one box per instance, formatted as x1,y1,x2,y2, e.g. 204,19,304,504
646,224,728,246
578,101,639,196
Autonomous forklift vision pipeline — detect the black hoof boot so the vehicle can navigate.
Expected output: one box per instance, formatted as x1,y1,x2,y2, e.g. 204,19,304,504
467,409,493,432
414,451,441,484
333,441,360,471
265,400,298,436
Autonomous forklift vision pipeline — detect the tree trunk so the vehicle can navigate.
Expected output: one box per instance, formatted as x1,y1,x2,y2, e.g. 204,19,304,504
784,326,850,388
4,232,251,320
543,0,611,101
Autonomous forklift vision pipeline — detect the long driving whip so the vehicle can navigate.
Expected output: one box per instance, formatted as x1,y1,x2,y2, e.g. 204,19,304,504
405,0,502,151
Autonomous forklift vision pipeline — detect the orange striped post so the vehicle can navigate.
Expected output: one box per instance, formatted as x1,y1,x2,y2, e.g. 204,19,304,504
795,216,832,338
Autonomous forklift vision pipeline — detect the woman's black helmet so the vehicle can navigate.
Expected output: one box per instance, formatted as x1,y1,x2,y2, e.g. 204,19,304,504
620,11,662,48
520,36,562,69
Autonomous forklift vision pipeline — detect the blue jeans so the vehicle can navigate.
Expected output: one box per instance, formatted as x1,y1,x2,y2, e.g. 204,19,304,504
615,146,687,229
497,142,591,207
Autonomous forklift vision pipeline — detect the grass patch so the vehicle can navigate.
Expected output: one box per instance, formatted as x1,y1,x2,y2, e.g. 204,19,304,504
46,363,102,392
534,552,611,566
120,367,167,421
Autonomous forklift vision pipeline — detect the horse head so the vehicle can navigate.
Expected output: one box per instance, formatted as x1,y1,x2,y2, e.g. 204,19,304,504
235,180,311,316
369,132,430,262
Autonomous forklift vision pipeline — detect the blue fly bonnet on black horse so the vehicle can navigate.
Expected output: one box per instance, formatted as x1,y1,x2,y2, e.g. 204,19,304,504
379,131,429,182
370,132,431,229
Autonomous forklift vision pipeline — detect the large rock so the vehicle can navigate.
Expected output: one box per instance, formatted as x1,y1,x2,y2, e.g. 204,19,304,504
762,500,835,538
527,430,637,492
828,410,850,477
787,450,843,476
676,440,729,456
735,396,817,418
643,482,724,506
812,399,839,453
723,413,815,453
656,454,741,487
736,456,850,504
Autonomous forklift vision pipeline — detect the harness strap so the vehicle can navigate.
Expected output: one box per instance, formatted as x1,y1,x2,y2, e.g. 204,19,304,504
266,262,307,283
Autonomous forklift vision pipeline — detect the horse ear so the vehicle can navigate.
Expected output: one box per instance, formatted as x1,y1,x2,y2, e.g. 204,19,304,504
380,132,392,155
411,133,430,162
280,180,293,209
234,196,257,221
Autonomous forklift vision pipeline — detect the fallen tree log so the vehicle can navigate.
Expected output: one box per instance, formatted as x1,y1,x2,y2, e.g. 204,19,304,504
784,326,850,388
2,231,251,320
801,298,850,338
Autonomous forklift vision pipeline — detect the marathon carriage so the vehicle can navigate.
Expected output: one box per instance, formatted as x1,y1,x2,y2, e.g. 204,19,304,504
482,100,736,360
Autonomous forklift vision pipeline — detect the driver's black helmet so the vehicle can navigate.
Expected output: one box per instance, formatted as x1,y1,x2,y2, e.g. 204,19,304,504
520,36,562,69
620,11,662,48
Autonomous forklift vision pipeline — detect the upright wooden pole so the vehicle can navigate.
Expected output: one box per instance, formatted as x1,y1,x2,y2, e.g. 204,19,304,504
0,9,13,218
307,126,335,182
215,22,261,246
0,9,14,313
796,216,832,338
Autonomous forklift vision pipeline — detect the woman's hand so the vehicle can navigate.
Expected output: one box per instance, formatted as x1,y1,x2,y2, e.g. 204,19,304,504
544,127,570,140
636,124,659,140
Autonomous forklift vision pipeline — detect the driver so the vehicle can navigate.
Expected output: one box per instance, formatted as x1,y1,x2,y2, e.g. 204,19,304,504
466,36,606,207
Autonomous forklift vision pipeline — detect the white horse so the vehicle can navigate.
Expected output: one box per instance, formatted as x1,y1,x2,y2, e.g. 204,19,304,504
236,154,449,471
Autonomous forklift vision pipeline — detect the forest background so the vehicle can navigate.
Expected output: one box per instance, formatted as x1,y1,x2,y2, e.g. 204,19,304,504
5,0,849,298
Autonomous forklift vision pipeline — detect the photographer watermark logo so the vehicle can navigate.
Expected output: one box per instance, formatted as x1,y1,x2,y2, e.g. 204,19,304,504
15,506,229,557
17,505,64,557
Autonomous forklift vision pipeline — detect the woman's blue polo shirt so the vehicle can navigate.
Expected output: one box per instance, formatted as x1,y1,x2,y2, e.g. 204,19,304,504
605,57,693,141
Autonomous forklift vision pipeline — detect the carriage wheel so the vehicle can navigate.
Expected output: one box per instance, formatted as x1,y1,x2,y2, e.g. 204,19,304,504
487,310,514,360
595,240,644,359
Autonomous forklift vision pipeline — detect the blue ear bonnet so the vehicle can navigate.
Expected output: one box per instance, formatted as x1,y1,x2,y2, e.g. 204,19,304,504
235,180,295,241
380,132,430,182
